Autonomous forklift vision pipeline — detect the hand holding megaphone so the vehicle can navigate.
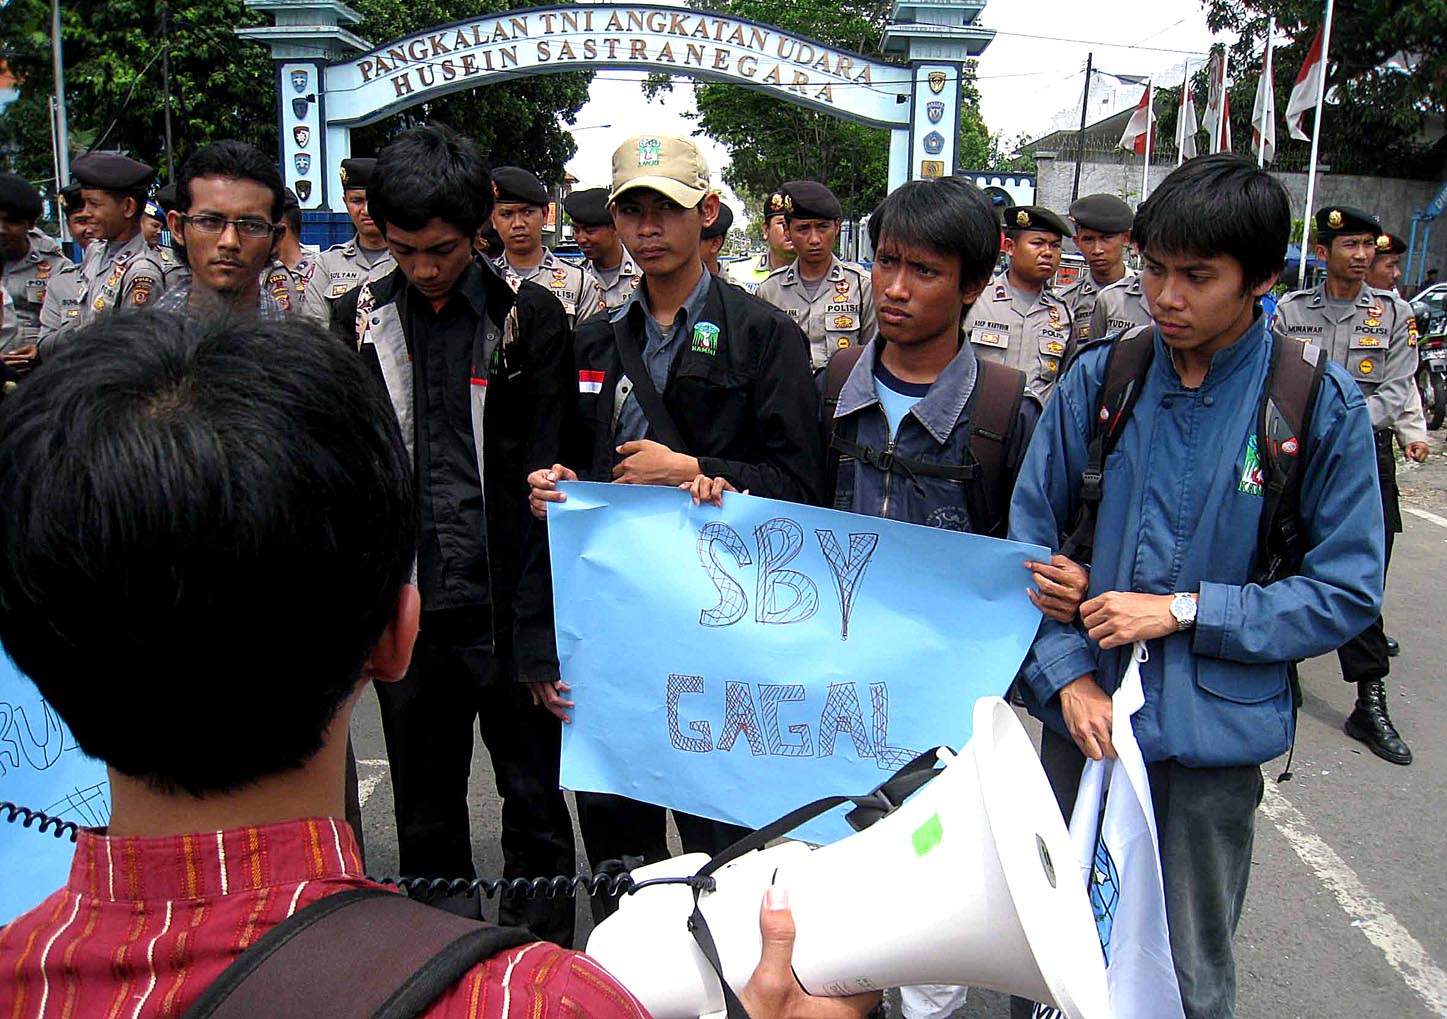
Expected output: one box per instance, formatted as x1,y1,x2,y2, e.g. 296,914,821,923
739,886,882,1019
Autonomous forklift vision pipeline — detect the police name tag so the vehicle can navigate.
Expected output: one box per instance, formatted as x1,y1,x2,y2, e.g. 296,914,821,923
973,331,1008,348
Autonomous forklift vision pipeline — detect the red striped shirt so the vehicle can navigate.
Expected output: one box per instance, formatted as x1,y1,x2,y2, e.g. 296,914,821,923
0,819,649,1019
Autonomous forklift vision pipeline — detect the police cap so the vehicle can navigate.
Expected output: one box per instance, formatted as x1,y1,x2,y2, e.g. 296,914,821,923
58,182,84,214
283,187,301,213
143,199,165,222
763,187,791,222
1375,232,1407,256
783,180,841,221
1315,205,1380,241
0,172,42,220
71,152,155,195
339,158,377,191
1004,205,1073,238
563,187,613,227
702,201,734,240
154,183,179,214
1068,193,1133,234
492,166,549,207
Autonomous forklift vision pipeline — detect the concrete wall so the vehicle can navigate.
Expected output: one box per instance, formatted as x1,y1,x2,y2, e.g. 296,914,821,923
1033,153,1447,285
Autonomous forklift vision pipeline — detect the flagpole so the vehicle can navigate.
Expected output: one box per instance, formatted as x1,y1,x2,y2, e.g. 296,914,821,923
1178,62,1189,166
1298,0,1335,288
1218,51,1230,151
1259,16,1275,168
1141,81,1154,203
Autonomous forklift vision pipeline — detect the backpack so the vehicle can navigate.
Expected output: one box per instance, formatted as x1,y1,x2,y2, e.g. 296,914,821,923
1059,325,1327,585
180,888,537,1019
821,344,1027,537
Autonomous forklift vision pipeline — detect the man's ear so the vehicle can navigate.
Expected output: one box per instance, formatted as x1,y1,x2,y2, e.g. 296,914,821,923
166,210,185,244
961,276,990,306
699,192,719,231
366,584,420,684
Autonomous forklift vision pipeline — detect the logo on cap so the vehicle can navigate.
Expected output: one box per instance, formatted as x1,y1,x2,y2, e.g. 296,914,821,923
296,181,312,202
292,98,309,119
770,193,786,212
928,70,947,94
291,69,309,94
1377,235,1391,251
927,101,945,124
1328,209,1344,229
923,132,945,155
638,138,662,168
1016,210,1031,227
295,154,311,175
293,126,310,149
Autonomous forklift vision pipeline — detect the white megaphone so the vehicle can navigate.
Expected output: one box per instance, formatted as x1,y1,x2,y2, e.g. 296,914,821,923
586,696,1111,1019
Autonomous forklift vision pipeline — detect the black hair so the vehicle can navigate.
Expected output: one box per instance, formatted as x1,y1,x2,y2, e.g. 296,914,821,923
0,312,414,796
1132,153,1290,290
177,140,286,223
868,176,1001,292
368,125,493,238
282,205,303,236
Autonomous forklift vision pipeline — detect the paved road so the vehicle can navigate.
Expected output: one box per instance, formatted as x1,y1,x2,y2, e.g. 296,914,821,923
350,449,1447,1019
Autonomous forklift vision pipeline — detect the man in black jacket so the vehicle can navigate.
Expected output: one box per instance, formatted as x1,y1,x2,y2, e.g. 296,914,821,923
335,125,577,946
528,133,821,880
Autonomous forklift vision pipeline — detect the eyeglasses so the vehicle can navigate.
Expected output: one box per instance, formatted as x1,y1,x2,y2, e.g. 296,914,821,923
181,214,277,239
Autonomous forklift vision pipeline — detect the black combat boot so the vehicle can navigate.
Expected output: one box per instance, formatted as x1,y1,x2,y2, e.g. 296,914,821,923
1343,679,1412,765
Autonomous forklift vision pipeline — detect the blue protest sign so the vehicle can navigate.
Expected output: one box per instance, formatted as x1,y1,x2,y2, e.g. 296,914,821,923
0,651,109,923
549,482,1049,844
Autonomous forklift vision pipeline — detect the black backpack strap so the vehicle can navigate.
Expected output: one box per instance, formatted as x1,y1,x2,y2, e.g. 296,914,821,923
962,358,1027,537
612,316,691,453
821,344,868,500
1060,325,1156,564
1254,337,1327,585
182,887,537,1019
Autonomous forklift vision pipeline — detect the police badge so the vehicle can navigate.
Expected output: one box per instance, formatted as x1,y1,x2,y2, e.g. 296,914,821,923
292,98,309,119
295,154,311,175
927,70,947,94
291,69,309,94
296,181,312,202
293,126,311,148
926,101,945,124
923,131,945,155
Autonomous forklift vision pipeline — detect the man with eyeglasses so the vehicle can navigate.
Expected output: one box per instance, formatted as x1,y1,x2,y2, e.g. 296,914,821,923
154,141,293,318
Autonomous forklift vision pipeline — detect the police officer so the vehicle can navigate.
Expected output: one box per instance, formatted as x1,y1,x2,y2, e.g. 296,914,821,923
269,187,327,322
314,157,396,302
37,184,92,345
756,181,874,372
145,185,189,288
964,205,1073,399
725,187,794,293
491,166,603,326
1273,205,1427,766
70,152,166,325
1058,193,1134,342
1367,232,1407,294
1087,272,1154,342
701,200,733,277
563,186,640,313
0,173,68,351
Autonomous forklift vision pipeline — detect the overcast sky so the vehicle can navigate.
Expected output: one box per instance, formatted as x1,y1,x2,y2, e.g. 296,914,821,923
563,0,1228,201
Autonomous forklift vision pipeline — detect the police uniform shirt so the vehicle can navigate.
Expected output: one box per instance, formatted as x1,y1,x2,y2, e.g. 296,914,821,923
964,272,1073,398
315,236,397,302
155,243,190,288
1088,274,1154,341
0,287,15,352
1273,283,1427,445
755,256,875,371
37,260,86,343
492,248,604,327
1059,269,1134,343
78,231,165,325
285,253,329,323
585,247,643,314
1,228,69,346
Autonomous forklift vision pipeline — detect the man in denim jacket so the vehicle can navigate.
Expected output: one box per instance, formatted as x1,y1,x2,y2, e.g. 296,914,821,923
1008,155,1384,1019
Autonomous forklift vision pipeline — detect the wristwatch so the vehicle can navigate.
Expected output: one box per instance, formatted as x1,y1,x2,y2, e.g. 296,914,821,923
1170,592,1198,631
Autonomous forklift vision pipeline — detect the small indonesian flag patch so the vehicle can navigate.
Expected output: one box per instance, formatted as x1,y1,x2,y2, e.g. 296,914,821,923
578,369,605,394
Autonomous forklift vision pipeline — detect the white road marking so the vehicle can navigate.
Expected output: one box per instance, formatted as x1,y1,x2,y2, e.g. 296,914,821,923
1403,504,1447,531
1260,780,1447,1016
356,757,390,808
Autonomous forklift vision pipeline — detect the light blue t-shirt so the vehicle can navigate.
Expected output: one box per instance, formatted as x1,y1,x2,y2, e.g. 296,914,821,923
873,359,931,437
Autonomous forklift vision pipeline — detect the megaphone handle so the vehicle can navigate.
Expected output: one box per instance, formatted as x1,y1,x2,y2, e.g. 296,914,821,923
687,902,754,1019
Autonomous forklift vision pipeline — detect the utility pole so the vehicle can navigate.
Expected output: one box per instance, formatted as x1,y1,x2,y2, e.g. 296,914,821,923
162,6,175,181
51,0,71,189
1071,53,1093,204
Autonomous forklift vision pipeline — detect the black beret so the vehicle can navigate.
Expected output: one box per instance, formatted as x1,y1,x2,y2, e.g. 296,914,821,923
1069,193,1133,234
563,187,612,227
492,166,549,207
1005,205,1073,238
763,188,791,221
702,202,734,240
0,172,42,220
1375,232,1407,256
71,152,154,193
339,158,376,190
783,180,841,221
1315,205,1380,239
153,183,179,214
58,182,84,214
283,187,300,212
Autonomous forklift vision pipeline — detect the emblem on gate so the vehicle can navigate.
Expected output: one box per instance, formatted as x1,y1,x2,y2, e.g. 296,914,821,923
291,69,309,93
926,101,945,124
295,154,312,175
927,70,947,94
296,181,312,202
293,126,311,148
920,160,944,177
923,131,945,155
292,98,310,119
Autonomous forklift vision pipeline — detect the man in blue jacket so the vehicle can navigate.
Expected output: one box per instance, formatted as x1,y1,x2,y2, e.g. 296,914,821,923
1009,154,1385,1018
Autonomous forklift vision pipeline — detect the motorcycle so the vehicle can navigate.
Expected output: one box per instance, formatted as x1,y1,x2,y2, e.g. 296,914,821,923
1412,297,1447,431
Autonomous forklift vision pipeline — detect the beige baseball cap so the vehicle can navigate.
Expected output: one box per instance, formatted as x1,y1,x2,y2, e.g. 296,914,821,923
609,135,710,208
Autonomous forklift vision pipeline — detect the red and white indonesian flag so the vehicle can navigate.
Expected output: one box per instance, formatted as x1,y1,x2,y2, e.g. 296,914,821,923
1203,53,1231,154
1286,27,1325,141
1176,80,1200,160
1119,83,1154,155
1252,49,1277,163
578,369,605,394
